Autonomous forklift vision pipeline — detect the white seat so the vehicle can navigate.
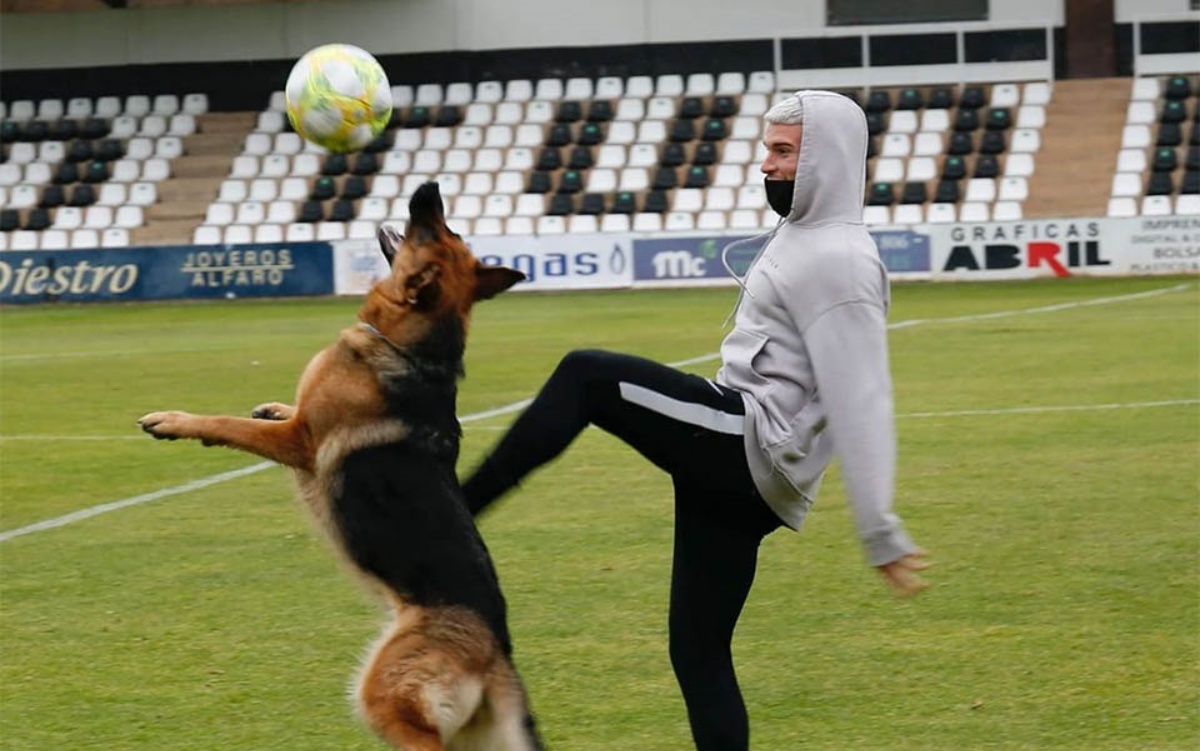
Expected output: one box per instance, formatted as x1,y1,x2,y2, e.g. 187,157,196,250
564,77,594,100
504,79,533,102
595,145,626,169
913,132,944,156
463,172,493,196
444,82,473,106
381,151,412,175
7,143,36,165
1116,149,1146,173
254,224,284,243
862,206,891,225
127,182,157,207
721,140,753,165
615,98,646,121
729,210,761,229
389,85,413,108
505,216,535,235
423,128,453,151
881,134,911,158
94,96,121,119
284,223,316,242
595,213,630,233
696,211,726,230
69,229,100,249
493,102,522,126
632,212,664,232
619,167,649,192
0,164,21,187
83,205,114,229
513,124,544,148
120,137,151,161
625,75,654,98
223,225,253,244
471,217,503,236
230,155,259,179
410,150,441,173
452,195,483,219
655,74,684,97
433,173,463,196
473,148,502,172
256,110,285,133
906,156,937,182
39,229,69,250
109,116,138,140
1174,194,1200,215
279,177,307,201
990,83,1020,107
235,201,266,225
139,115,168,138
625,143,656,168
217,179,247,203
1106,197,1138,217
737,185,766,210
37,141,65,163
152,94,179,116
442,149,472,173
7,100,34,122
274,132,303,155
260,155,289,178
1141,196,1172,216
959,202,990,222
267,90,286,112
182,93,209,115
359,197,389,222
392,130,422,151
97,181,128,205
1111,173,1142,198
926,203,957,223
347,220,377,240
1126,101,1156,125
155,137,184,160
244,133,272,156
100,228,129,248
10,231,39,251
514,193,545,217
1015,105,1045,130
193,226,222,245
66,97,93,119
475,81,504,104
206,203,235,226
1130,77,1159,101
873,158,904,183
484,125,513,149
686,73,716,97
248,178,278,202
713,164,744,187
965,178,997,203
1004,153,1035,177
1022,81,1051,106
919,109,950,132
665,212,695,231
494,172,524,194
536,216,566,235
316,222,347,241
415,83,444,106
998,177,1028,201
888,111,918,134
992,201,1023,221
124,95,151,118
596,76,624,99
1010,129,1041,153
110,160,140,183
716,72,747,95
266,200,295,224
53,207,83,230
587,168,617,193
606,121,636,145
483,195,514,218
534,79,564,101
646,97,676,121
704,187,735,212
402,174,431,197
739,93,768,117
636,121,667,143
568,214,600,233
893,204,924,224
730,116,761,141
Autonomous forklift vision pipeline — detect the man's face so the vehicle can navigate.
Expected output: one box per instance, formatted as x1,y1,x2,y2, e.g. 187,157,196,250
760,122,803,182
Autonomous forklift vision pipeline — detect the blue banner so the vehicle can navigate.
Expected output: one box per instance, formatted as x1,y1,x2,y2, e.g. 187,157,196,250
632,230,931,282
0,242,334,305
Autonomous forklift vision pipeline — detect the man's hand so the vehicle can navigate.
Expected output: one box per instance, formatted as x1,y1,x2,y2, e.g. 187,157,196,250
876,549,932,597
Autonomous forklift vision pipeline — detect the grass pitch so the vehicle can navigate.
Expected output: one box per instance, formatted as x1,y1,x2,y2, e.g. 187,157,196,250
1,277,1197,750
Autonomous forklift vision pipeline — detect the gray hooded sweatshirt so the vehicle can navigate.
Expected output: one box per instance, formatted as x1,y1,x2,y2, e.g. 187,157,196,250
715,90,916,567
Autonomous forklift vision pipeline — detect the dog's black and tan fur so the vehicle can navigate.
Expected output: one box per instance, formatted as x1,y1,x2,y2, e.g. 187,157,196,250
139,183,543,751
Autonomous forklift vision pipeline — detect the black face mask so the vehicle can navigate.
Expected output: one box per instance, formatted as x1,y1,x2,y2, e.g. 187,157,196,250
764,178,794,218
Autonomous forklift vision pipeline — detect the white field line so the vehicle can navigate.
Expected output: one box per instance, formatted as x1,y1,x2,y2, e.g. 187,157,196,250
0,283,1191,543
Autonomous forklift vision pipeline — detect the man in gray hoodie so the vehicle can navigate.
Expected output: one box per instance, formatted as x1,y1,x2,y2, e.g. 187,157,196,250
462,90,929,750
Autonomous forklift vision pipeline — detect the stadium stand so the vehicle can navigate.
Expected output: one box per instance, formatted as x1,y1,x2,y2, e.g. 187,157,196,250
1109,74,1199,217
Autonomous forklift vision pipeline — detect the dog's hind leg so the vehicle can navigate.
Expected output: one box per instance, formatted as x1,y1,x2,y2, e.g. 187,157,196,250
475,662,545,751
138,411,311,469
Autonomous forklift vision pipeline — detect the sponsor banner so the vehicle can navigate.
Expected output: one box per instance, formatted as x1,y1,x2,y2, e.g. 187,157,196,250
0,243,334,305
632,230,932,284
333,234,635,294
924,216,1200,280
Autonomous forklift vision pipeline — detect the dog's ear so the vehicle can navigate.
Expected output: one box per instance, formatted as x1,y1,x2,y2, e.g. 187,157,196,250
377,225,404,266
404,262,441,309
474,263,526,301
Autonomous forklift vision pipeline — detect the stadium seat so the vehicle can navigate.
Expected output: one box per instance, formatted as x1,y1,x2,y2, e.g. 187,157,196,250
992,201,1023,221
1141,195,1172,216
316,222,347,241
285,223,316,242
1004,153,1035,177
70,228,100,249
473,217,504,236
40,229,69,250
506,216,535,235
862,205,891,225
534,79,564,101
1175,194,1200,215
926,203,957,223
536,215,566,234
959,202,990,222
254,224,284,243
893,204,924,224
1130,77,1160,101
1106,197,1138,217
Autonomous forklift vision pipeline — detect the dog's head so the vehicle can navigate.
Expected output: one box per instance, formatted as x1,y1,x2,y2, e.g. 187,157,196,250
359,182,524,348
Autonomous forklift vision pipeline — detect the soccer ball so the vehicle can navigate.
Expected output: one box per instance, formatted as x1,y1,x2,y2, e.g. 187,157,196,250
285,43,392,153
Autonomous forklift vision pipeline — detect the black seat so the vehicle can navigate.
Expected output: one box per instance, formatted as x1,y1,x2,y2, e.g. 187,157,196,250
900,181,927,204
0,209,19,231
363,133,391,153
866,112,886,136
692,142,717,165
567,146,593,170
300,196,329,222
710,96,737,118
405,106,431,129
80,118,109,140
973,154,999,178
1187,145,1199,170
578,193,606,215
352,152,379,175
555,100,583,123
928,87,956,109
322,153,348,176
1181,170,1200,194
1161,100,1187,124
25,207,51,231
387,108,405,129
95,139,123,162
935,179,960,203
896,88,923,110
1,122,21,143
959,86,986,110
1164,75,1192,100
954,109,980,132
329,199,356,222
51,120,78,141
434,105,462,127
310,176,336,200
66,140,94,163
557,170,583,194
942,155,967,179
679,97,705,119
986,108,1012,130
1191,124,1200,146
69,184,96,206
546,124,572,147
576,123,603,145
1157,123,1183,147
653,166,678,190
948,132,974,155
53,162,79,185
700,118,728,141
867,137,878,159
660,142,686,167
536,147,562,171
341,175,367,200
547,193,576,215
1152,147,1177,172
867,182,894,206
610,191,637,214
979,131,1006,154
683,165,709,188
1146,171,1175,195
22,121,49,142
864,90,892,113
39,185,65,208
526,171,551,193
670,119,696,142
587,100,614,122
643,190,669,213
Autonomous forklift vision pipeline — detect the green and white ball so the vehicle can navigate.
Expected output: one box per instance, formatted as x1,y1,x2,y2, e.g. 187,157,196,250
285,43,392,153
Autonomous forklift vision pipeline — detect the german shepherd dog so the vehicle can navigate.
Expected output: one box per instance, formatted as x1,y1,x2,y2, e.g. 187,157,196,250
138,182,544,751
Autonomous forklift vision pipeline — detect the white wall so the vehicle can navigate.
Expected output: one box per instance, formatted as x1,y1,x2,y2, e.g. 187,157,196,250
0,0,1081,71
1114,0,1198,22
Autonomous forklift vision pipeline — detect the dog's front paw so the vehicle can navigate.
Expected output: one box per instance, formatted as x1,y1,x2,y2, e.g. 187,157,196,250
138,411,194,441
251,402,295,421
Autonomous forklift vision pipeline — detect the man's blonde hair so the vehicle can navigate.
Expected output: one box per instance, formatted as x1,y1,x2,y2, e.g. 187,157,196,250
763,94,803,125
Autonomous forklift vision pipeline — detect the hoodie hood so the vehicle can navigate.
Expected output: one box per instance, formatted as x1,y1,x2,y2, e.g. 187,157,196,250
782,90,868,225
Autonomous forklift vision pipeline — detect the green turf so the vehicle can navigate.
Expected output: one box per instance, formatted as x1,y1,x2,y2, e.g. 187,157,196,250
1,277,1197,750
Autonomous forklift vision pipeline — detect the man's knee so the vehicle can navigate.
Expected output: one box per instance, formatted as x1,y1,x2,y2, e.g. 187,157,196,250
552,349,612,385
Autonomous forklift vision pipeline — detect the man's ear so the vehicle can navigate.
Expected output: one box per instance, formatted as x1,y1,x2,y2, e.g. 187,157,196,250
377,224,404,266
404,262,441,308
474,264,526,300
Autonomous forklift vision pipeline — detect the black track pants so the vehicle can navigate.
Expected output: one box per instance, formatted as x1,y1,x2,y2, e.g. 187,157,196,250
463,349,782,751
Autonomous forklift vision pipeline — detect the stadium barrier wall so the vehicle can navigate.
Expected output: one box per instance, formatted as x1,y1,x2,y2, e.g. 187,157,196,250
1,216,1194,305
